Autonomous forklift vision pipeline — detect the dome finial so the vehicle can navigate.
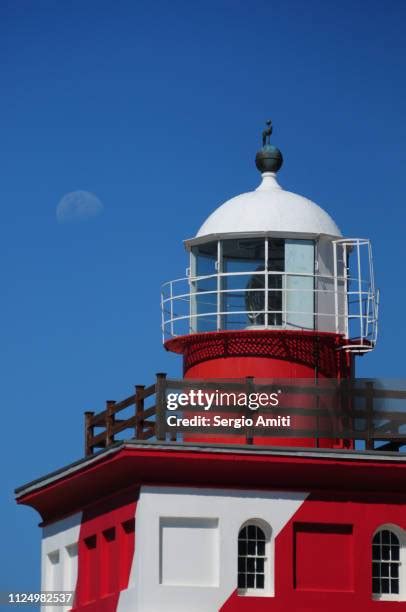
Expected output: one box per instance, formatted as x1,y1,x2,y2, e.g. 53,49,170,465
255,119,283,174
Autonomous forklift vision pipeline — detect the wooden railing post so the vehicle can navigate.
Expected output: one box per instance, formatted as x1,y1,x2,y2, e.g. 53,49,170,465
85,411,94,456
343,377,352,445
106,400,115,447
365,380,374,450
314,379,320,448
155,372,167,441
245,376,254,445
135,385,145,440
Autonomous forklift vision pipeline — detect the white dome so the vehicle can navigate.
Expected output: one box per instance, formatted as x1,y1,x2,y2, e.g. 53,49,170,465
196,173,342,238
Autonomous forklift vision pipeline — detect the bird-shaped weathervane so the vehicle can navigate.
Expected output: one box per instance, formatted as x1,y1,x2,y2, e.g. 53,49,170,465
262,120,273,147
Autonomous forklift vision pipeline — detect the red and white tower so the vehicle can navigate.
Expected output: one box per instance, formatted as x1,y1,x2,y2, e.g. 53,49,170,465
16,123,406,612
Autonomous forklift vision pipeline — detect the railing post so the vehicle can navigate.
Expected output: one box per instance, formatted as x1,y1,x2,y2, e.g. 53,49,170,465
333,241,339,334
245,376,254,445
169,282,174,337
155,373,167,441
337,378,351,446
365,380,374,450
314,379,320,448
135,385,145,440
264,239,269,328
161,290,165,343
313,337,320,447
342,377,352,445
106,400,115,447
216,240,222,331
85,411,94,456
343,244,349,338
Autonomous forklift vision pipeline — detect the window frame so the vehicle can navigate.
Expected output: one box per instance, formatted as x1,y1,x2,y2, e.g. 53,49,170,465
372,524,406,602
237,519,273,597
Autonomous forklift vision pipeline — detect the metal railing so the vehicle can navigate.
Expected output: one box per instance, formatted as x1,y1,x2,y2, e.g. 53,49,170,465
161,269,378,352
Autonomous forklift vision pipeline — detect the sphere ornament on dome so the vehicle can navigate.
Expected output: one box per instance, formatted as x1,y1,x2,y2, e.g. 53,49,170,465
255,119,283,174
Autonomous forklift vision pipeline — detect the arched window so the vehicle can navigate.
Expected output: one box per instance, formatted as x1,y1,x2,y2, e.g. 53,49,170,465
238,523,268,592
372,527,402,599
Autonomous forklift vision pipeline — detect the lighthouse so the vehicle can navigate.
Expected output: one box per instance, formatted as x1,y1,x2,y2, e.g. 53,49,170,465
16,123,406,612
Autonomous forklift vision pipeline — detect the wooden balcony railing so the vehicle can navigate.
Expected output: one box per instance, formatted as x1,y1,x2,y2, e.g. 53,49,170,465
84,375,406,456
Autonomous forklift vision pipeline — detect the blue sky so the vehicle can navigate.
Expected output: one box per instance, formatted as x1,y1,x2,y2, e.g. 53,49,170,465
1,0,406,599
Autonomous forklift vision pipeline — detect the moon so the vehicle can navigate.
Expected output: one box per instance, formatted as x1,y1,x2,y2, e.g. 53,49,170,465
56,190,104,223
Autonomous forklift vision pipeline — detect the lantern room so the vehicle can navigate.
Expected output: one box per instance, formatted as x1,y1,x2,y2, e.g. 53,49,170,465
162,122,378,354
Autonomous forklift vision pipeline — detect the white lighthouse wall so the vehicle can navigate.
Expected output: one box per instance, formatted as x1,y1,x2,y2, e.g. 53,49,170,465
118,486,308,612
40,512,82,612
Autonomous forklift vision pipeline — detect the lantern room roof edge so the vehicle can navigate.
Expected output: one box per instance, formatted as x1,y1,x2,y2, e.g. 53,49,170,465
184,230,344,250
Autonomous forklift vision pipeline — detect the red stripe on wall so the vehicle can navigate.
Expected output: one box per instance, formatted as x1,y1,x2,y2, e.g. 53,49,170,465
71,488,137,612
220,494,406,611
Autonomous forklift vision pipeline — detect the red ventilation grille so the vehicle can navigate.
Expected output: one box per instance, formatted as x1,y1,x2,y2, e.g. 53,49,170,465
165,330,350,378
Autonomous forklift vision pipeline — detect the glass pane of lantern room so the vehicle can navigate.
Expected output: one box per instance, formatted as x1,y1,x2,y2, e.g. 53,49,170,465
221,239,266,329
285,240,314,330
267,239,284,326
191,242,218,333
